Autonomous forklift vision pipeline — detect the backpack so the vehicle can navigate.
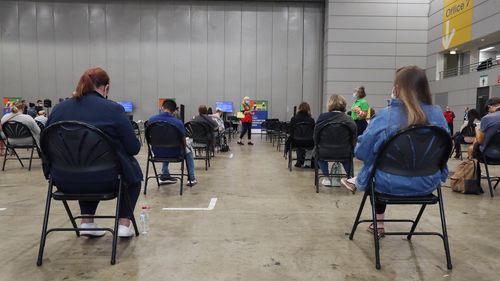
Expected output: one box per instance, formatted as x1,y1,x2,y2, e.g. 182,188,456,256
449,159,484,194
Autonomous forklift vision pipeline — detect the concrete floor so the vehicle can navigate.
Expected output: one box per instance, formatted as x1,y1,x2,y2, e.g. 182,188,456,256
0,136,499,281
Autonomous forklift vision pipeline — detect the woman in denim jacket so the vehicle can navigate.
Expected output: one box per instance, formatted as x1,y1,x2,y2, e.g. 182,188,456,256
341,66,449,237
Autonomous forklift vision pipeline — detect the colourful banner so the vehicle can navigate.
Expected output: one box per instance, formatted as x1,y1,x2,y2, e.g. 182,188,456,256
2,97,22,115
251,100,268,130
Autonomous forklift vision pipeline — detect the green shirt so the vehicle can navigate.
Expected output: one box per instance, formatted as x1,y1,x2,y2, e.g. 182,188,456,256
351,98,369,120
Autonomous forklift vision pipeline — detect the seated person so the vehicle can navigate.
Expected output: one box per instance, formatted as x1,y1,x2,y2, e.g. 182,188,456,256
210,108,225,134
193,105,219,132
35,110,48,126
1,100,41,146
452,109,480,159
287,102,315,168
47,67,142,238
27,102,38,118
148,99,197,186
315,95,357,186
341,66,449,237
469,97,500,160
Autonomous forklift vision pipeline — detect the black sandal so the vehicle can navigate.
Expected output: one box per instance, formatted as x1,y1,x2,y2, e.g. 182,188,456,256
367,223,385,238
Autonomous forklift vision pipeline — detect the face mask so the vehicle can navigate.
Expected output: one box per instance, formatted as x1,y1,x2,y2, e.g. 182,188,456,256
391,87,397,99
352,92,357,98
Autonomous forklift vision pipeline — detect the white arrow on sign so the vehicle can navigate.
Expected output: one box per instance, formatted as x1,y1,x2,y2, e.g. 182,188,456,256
442,20,456,50
162,198,218,211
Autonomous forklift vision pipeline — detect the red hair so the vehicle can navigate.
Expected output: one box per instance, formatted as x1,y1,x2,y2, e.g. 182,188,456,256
74,67,110,99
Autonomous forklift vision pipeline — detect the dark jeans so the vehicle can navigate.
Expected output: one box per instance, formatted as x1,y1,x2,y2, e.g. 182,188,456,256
59,181,141,219
240,122,252,140
354,119,368,136
373,201,387,214
448,122,454,135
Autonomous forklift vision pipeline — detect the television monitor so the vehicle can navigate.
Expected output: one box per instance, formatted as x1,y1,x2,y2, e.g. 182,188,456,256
117,101,133,113
215,101,233,113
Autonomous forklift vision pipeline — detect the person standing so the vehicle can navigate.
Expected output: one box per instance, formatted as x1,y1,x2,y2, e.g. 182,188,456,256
463,106,469,121
351,86,370,136
443,106,456,134
238,96,254,145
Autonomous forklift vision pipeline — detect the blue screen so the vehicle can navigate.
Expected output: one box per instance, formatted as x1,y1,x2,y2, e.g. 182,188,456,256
215,101,233,113
118,101,133,113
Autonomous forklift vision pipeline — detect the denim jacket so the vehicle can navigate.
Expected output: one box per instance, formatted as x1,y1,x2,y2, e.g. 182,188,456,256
354,99,449,196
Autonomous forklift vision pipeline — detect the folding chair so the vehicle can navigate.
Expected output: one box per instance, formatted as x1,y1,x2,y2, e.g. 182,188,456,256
130,120,143,144
276,122,289,152
144,121,187,195
35,120,45,131
288,122,315,171
314,122,355,193
2,121,41,171
37,121,139,266
349,125,452,270
185,121,212,171
478,131,500,197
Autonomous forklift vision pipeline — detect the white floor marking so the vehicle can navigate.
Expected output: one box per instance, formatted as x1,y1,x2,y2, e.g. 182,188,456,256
0,208,6,211
162,198,218,211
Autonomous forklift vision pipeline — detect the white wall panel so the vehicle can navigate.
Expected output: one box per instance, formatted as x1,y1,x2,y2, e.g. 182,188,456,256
0,0,323,121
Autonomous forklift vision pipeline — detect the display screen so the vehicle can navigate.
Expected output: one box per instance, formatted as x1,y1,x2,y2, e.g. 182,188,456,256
118,101,133,113
215,101,233,113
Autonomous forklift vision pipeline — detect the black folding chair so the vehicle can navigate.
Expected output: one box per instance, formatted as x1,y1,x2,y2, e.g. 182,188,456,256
224,121,233,142
349,125,452,270
130,120,143,145
314,122,355,193
478,131,500,197
2,121,41,171
144,121,187,195
288,122,315,171
35,120,45,131
37,121,139,266
276,122,289,152
185,121,212,171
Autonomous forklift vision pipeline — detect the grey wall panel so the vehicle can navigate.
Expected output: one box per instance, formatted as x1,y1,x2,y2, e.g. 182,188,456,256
326,69,395,82
328,29,396,43
396,30,427,44
224,2,242,116
396,43,427,56
329,16,396,30
241,2,257,103
190,3,208,116
327,42,396,56
256,2,273,104
327,55,396,69
397,3,429,17
207,2,225,109
19,1,39,101
271,4,287,119
396,56,427,68
0,0,323,121
303,3,322,117
396,17,428,30
36,2,56,99
54,2,74,99
286,4,304,120
140,2,158,121
0,1,22,98
329,3,397,17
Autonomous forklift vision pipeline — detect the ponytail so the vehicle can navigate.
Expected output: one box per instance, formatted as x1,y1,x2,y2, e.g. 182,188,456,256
73,67,110,100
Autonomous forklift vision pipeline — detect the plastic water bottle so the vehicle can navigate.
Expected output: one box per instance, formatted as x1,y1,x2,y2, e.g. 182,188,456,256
139,206,150,234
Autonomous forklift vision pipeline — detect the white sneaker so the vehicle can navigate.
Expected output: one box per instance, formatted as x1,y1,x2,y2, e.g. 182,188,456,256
80,223,106,237
321,178,332,187
118,224,135,238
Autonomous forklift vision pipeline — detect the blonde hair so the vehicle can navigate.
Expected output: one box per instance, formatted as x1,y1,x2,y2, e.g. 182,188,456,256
327,95,347,112
10,100,24,114
394,66,432,126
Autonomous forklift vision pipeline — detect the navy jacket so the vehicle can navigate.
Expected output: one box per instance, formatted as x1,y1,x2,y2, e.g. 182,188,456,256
46,91,143,185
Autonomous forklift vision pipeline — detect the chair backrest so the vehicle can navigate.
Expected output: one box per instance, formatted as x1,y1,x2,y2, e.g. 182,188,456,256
374,125,451,178
483,130,500,164
279,122,289,134
40,121,120,187
130,120,140,131
2,121,34,139
185,121,211,143
145,121,184,150
35,120,45,131
315,122,355,160
290,122,314,142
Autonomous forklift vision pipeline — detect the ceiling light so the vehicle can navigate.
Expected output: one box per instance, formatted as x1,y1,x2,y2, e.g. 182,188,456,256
480,47,495,52
450,50,456,54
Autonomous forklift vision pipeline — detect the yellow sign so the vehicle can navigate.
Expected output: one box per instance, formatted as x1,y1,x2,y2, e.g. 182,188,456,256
442,0,473,50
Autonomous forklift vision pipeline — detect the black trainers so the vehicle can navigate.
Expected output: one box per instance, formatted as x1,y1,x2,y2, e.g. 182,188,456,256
248,141,254,145
187,178,198,187
159,176,177,184
237,141,244,145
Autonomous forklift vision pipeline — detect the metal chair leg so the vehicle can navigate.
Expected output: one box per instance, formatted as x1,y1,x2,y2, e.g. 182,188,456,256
12,148,25,167
483,161,495,197
407,204,426,240
110,181,123,265
370,190,381,269
125,191,140,236
2,147,7,171
288,148,292,172
315,159,319,193
62,200,80,237
151,161,160,188
28,146,35,171
180,159,185,196
37,180,54,266
437,187,453,270
349,192,369,240
144,158,150,195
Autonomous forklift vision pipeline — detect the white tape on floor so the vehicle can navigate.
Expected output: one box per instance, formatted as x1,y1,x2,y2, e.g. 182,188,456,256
162,198,217,211
0,208,6,211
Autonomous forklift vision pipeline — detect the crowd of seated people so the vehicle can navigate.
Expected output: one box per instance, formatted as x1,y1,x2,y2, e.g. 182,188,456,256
1,100,41,147
468,97,500,160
